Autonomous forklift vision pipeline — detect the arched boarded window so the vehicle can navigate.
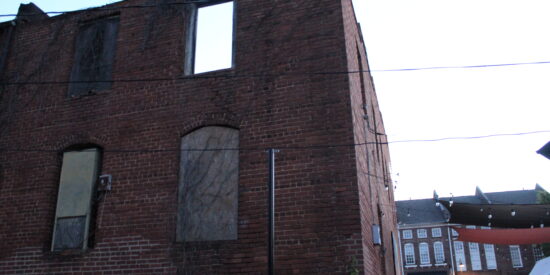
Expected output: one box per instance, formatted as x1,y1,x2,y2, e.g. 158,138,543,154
177,126,239,241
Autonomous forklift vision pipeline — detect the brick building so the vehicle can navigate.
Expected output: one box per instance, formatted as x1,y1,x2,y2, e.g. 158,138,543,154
396,186,547,275
0,0,399,274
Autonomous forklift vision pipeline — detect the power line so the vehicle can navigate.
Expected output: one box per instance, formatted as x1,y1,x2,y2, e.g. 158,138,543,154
3,58,550,86
387,130,550,144
0,1,209,18
0,129,548,153
373,60,550,72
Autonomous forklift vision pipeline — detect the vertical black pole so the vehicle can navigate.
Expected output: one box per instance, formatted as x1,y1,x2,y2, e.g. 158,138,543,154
268,149,276,275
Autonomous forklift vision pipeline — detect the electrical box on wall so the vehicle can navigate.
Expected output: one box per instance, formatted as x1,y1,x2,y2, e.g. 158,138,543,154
372,224,381,245
98,174,112,191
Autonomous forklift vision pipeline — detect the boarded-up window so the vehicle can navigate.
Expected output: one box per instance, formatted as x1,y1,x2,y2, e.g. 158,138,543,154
68,16,119,97
177,126,239,241
51,148,100,251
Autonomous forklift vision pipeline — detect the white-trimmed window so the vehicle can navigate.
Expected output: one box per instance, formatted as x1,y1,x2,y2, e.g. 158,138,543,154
402,230,413,239
481,226,497,270
417,229,427,238
469,242,482,270
454,241,467,271
533,245,545,261
509,245,523,268
433,242,445,264
419,242,431,265
404,243,416,266
431,227,442,237
484,244,497,270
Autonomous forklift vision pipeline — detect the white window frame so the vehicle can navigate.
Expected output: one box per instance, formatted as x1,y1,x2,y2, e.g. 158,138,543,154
481,226,497,270
433,241,445,264
431,227,442,237
417,228,427,238
454,241,467,271
533,245,545,261
469,242,482,270
419,242,431,265
509,245,523,268
404,243,416,266
402,230,413,239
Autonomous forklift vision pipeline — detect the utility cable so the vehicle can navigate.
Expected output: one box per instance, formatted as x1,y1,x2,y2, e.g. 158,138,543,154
3,59,550,86
1,129,549,153
0,1,209,18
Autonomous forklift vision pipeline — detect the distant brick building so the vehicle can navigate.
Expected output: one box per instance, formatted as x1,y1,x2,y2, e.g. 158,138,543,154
396,186,547,275
0,0,399,274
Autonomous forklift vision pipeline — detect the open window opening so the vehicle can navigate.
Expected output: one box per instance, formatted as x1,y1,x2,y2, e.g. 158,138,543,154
186,1,234,75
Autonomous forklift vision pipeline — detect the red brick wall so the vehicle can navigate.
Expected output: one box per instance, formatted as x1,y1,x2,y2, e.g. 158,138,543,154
341,0,400,274
399,226,539,275
0,0,397,273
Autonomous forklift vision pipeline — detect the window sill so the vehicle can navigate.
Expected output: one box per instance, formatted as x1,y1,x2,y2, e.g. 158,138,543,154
435,263,447,266
183,67,235,78
405,265,417,268
419,264,432,267
67,89,110,100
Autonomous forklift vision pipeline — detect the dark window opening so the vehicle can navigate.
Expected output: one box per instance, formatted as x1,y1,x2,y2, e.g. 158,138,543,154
68,16,119,97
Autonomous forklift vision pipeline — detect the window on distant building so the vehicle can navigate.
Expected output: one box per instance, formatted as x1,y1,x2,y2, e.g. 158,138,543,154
433,242,445,264
533,245,545,261
176,126,239,241
402,230,412,239
419,242,431,265
469,242,482,270
69,16,119,97
454,241,467,271
509,245,523,268
431,227,442,237
185,1,234,74
481,227,497,270
404,243,415,266
484,244,497,269
51,147,101,251
417,229,427,238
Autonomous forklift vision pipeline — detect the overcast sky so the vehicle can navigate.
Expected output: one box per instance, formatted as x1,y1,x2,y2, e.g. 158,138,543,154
1,0,549,200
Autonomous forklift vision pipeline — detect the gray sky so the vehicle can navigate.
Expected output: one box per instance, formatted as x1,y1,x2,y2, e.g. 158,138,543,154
1,0,549,200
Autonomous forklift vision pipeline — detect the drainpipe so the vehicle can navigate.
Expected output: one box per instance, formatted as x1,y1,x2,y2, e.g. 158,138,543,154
447,226,456,275
397,226,405,275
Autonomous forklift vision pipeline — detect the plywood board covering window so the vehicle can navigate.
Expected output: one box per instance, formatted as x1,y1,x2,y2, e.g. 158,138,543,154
177,126,239,241
52,148,100,251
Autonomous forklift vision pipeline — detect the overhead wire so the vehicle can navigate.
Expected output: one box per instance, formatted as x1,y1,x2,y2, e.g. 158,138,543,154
0,1,210,18
1,130,549,153
3,58,550,87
